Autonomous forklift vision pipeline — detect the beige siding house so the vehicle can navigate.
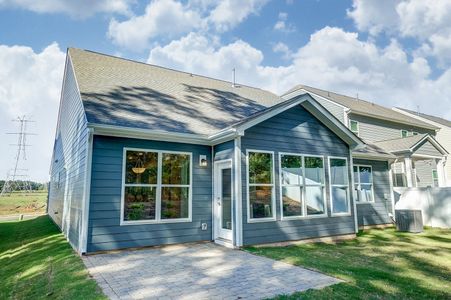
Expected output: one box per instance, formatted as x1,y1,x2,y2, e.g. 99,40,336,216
394,108,451,187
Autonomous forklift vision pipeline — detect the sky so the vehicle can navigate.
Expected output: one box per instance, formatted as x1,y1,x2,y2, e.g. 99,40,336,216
1,0,451,182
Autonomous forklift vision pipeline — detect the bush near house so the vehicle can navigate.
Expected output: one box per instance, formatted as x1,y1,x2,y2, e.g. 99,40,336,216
0,216,105,300
247,228,451,299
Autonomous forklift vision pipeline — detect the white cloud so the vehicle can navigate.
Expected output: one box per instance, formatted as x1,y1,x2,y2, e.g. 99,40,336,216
108,0,203,51
348,0,451,67
148,27,451,120
0,0,133,18
208,0,268,32
0,43,65,182
273,12,295,32
272,42,292,60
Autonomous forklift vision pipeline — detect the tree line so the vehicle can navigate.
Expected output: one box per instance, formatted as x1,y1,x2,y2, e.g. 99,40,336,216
0,180,48,191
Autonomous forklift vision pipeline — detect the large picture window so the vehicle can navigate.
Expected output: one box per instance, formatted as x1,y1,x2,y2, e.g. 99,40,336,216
247,150,275,221
329,157,351,215
280,154,326,218
122,148,191,224
354,165,374,202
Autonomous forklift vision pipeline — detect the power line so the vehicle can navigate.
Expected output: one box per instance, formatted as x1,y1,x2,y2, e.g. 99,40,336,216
0,115,36,196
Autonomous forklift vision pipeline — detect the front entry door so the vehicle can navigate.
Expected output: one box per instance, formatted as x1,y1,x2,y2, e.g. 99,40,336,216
214,160,233,242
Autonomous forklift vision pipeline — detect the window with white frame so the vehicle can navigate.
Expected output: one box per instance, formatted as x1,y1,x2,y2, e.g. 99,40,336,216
304,156,326,216
432,169,439,187
401,130,408,138
280,154,303,217
349,120,359,135
248,151,275,220
329,157,350,215
280,154,326,218
122,149,191,223
353,165,374,202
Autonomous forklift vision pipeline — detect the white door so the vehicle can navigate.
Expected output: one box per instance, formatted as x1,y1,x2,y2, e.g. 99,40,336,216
214,160,233,241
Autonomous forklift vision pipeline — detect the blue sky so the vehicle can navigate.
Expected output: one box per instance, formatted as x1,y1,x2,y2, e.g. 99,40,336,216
1,0,451,181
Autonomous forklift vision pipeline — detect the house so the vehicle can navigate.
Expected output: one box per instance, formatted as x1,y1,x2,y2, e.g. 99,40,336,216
48,48,446,254
283,85,448,226
393,107,451,187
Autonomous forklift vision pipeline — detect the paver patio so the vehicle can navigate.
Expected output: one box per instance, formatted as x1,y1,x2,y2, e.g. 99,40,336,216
83,242,341,300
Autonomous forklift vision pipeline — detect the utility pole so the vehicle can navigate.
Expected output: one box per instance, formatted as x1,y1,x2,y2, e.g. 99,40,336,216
0,116,36,196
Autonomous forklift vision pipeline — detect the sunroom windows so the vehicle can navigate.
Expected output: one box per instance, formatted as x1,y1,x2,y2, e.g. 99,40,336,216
329,157,351,215
122,148,192,224
353,165,374,202
247,151,275,221
279,154,326,219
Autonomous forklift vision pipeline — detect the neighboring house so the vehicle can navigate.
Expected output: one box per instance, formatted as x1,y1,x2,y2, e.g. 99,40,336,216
393,107,451,187
48,48,364,254
283,85,448,227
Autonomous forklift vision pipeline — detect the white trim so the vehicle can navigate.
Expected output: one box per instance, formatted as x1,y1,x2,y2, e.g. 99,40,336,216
349,151,359,233
328,156,352,217
211,146,215,242
411,154,444,159
353,164,375,204
79,128,93,254
120,147,193,225
213,159,233,242
352,152,395,160
246,149,277,223
234,137,243,247
278,152,328,220
388,161,396,220
349,119,360,136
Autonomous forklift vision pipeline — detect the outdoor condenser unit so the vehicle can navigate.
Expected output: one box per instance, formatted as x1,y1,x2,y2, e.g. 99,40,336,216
395,209,423,233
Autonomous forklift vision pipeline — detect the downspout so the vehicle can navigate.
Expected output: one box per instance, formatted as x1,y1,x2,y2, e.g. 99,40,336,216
79,128,94,254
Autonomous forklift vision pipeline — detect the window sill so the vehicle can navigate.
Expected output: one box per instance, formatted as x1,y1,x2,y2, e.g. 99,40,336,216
247,217,277,223
120,218,192,226
330,212,352,217
281,214,328,220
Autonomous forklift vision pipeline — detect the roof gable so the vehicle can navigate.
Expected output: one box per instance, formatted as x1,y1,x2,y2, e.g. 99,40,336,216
373,134,448,156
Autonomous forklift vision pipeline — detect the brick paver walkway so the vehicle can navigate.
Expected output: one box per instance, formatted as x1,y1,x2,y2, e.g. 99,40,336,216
83,243,341,300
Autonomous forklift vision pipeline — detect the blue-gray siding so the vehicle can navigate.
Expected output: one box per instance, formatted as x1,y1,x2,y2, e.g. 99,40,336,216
87,136,212,252
349,114,435,143
240,104,356,245
214,140,234,162
354,159,392,226
48,56,89,251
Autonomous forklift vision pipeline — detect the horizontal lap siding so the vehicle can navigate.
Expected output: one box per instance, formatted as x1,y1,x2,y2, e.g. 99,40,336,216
241,105,355,245
350,114,435,143
214,140,234,161
310,94,345,123
87,136,213,252
48,57,88,252
354,159,392,226
415,160,434,188
414,140,442,157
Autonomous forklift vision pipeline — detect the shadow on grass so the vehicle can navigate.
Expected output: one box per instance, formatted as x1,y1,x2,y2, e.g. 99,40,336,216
246,227,451,300
0,216,105,300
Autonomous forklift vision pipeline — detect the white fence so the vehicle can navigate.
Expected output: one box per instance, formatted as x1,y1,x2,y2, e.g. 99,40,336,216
394,187,451,228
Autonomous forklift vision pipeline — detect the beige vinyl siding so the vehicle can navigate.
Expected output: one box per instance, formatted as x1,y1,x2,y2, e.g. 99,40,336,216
414,140,443,157
309,94,345,123
349,114,436,143
415,160,435,188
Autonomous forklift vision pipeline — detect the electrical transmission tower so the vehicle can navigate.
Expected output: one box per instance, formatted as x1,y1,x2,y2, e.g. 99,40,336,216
0,116,36,196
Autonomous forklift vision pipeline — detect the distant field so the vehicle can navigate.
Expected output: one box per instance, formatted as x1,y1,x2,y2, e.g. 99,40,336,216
0,192,47,216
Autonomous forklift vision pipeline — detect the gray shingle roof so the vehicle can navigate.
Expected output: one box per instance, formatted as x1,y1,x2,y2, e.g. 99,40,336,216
285,84,438,130
396,107,451,128
373,134,427,153
69,48,281,136
353,143,396,158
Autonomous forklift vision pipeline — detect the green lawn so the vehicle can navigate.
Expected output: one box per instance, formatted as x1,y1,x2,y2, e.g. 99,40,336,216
0,192,47,216
0,215,105,300
246,228,451,299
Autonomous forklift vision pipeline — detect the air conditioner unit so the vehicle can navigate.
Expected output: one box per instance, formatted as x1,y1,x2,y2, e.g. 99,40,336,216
395,209,423,233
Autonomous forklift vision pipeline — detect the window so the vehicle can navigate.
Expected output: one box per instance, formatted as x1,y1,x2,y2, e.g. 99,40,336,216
122,149,191,224
247,151,275,221
432,169,439,187
280,154,326,218
353,165,374,202
412,132,419,136
393,162,407,187
401,130,408,138
349,120,359,135
329,158,350,215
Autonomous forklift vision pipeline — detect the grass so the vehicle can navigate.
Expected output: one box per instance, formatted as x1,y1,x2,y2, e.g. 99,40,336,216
0,191,47,216
246,227,451,299
0,215,105,300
